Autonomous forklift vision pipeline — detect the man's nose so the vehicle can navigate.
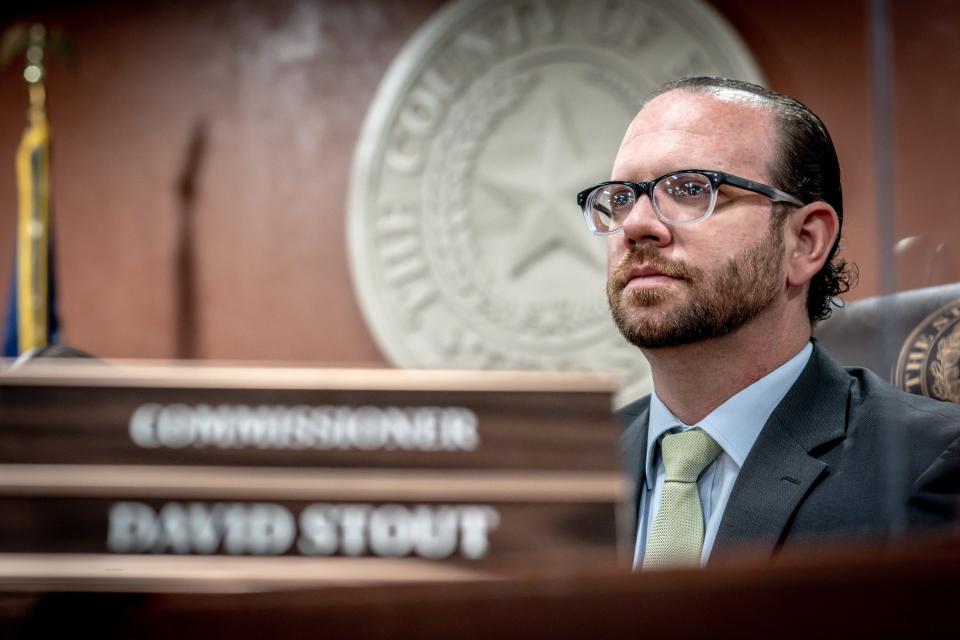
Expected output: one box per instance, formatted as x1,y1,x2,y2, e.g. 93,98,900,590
618,194,673,249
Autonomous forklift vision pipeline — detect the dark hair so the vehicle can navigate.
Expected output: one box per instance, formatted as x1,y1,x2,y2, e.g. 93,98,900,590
645,77,855,324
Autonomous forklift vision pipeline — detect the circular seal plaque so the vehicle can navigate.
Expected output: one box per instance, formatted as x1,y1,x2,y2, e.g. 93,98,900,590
894,299,960,403
348,0,764,403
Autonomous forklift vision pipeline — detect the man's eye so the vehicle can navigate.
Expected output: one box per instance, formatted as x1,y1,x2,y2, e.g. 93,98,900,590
611,192,633,208
672,182,705,197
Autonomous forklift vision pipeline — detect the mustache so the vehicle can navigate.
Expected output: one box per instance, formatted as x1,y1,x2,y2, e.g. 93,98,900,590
609,245,699,290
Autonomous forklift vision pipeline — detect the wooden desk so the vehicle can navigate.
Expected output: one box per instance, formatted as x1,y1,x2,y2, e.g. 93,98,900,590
2,537,958,639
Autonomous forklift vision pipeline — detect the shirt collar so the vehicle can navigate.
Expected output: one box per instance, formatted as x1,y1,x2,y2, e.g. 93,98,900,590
644,342,813,488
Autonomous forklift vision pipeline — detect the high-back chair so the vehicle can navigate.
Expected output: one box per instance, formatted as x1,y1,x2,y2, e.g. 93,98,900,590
813,282,960,403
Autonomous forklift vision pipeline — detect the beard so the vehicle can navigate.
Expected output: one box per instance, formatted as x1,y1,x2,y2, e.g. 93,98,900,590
607,225,785,349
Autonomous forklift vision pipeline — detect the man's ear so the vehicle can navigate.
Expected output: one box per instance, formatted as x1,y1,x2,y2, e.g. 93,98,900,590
785,202,839,288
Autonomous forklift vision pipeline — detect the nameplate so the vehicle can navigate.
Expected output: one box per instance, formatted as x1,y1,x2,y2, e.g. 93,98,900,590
0,362,628,575
1,361,617,470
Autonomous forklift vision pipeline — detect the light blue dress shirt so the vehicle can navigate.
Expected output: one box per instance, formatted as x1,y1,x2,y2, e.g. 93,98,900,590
634,342,813,568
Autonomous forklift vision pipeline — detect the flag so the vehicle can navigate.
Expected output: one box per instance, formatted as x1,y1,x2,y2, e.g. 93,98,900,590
3,34,60,357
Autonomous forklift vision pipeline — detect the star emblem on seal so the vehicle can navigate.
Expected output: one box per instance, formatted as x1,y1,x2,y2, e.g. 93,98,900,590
478,93,603,278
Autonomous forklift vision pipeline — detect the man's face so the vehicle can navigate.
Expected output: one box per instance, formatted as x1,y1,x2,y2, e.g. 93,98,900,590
606,90,788,349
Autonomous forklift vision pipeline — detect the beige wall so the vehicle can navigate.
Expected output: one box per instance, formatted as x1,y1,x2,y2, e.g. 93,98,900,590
0,0,957,361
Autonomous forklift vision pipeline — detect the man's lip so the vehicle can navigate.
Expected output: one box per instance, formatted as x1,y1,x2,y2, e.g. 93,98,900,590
623,265,683,289
628,265,666,279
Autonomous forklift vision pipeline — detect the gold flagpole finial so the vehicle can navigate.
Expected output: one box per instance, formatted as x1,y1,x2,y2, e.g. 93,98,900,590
24,23,46,81
24,24,46,117
1,21,75,101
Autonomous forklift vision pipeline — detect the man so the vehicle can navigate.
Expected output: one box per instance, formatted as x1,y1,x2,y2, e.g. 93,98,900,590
576,77,960,569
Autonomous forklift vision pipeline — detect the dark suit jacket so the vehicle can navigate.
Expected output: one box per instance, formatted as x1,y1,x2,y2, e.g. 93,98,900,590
618,343,960,560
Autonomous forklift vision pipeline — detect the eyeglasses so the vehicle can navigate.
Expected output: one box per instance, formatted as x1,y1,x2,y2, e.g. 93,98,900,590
576,169,804,235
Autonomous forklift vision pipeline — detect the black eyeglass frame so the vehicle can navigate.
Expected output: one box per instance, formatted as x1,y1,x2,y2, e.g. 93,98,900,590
576,169,805,234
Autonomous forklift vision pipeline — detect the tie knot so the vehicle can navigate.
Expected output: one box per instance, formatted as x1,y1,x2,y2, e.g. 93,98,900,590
660,429,722,483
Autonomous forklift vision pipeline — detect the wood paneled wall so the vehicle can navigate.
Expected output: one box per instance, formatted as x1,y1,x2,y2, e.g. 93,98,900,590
0,0,957,361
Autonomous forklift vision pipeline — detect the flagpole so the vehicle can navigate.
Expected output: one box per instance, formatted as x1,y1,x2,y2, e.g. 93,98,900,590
15,24,52,353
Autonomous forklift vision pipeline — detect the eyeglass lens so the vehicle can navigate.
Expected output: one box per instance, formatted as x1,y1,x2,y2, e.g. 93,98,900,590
587,172,716,231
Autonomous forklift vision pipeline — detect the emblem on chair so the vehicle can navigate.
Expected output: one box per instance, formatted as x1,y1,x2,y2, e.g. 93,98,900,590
894,299,960,403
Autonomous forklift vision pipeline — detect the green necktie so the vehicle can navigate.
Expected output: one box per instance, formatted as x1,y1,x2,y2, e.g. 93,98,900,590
643,428,722,569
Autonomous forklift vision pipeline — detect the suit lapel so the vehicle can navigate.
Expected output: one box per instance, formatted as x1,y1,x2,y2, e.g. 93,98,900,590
713,344,850,557
617,397,650,547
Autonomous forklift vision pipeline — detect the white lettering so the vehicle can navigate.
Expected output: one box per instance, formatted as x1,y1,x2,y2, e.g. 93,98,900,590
107,502,296,555
107,502,499,559
297,504,340,555
128,404,161,448
157,404,194,448
412,506,459,559
459,506,500,559
107,502,158,552
339,505,371,556
127,404,481,452
368,505,413,556
247,503,296,555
